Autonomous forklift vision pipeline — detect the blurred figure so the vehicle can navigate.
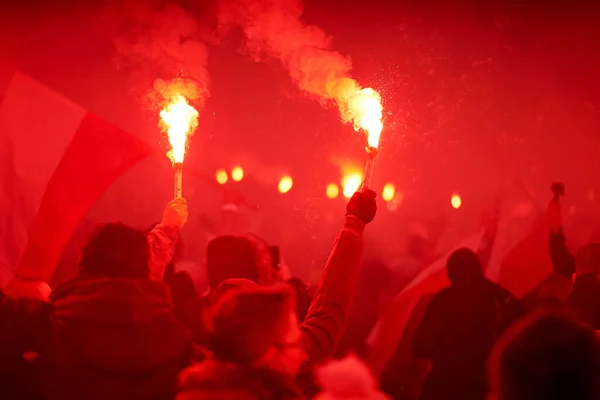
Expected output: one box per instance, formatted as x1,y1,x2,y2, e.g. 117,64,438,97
336,259,391,357
566,243,600,329
521,193,575,310
287,277,312,323
205,234,275,291
489,311,600,400
411,248,522,400
178,285,305,399
178,190,378,398
314,355,390,400
0,199,189,400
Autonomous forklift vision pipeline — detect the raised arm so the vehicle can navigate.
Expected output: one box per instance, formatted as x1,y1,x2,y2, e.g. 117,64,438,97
300,190,377,363
547,198,575,278
148,197,188,281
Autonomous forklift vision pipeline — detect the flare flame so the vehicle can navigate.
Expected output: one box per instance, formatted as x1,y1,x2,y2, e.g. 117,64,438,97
159,94,199,163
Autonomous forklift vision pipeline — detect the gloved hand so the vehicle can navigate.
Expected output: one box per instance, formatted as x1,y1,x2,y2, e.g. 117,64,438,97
162,197,188,231
346,190,377,224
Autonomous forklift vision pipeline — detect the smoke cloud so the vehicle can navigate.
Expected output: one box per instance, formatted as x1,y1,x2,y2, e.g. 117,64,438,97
218,0,381,134
103,1,210,111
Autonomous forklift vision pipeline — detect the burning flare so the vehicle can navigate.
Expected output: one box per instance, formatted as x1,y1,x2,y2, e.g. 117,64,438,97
345,87,384,149
159,94,199,163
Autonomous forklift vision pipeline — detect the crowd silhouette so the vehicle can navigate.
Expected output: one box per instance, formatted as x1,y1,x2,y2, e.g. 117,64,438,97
1,187,600,400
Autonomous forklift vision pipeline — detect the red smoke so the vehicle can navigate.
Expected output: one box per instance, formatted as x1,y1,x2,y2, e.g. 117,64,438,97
218,0,382,135
102,1,210,111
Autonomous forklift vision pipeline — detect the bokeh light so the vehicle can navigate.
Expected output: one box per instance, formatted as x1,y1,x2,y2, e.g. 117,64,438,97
451,193,462,209
231,166,244,182
382,183,396,202
342,173,362,198
215,169,228,185
278,176,293,194
326,183,340,199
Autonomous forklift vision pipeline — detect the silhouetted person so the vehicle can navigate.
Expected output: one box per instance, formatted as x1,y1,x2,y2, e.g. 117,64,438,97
412,248,522,400
178,285,306,399
0,199,189,400
179,190,378,398
566,243,600,329
489,311,600,400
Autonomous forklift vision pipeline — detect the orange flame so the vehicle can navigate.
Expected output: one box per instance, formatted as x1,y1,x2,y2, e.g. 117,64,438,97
159,94,199,163
345,87,383,149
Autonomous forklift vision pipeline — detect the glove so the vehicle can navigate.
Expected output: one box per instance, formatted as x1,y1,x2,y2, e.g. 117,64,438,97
346,190,377,224
162,197,188,231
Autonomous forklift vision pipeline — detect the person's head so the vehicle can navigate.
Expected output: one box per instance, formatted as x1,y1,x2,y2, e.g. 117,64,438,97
575,242,600,278
209,284,305,377
489,311,600,400
205,235,274,290
79,223,150,278
446,247,484,286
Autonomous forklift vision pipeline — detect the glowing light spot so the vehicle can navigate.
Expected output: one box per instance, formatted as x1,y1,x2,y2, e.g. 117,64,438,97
342,173,363,198
386,191,404,212
451,194,462,209
382,183,396,202
159,94,198,163
215,169,228,185
326,183,340,199
278,176,293,194
231,166,244,182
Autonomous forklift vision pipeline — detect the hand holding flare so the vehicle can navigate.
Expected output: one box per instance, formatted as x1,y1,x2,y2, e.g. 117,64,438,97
159,94,199,198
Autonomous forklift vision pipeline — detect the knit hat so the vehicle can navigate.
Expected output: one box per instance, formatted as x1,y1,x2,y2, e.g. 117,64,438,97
209,285,295,364
79,223,150,278
206,235,273,290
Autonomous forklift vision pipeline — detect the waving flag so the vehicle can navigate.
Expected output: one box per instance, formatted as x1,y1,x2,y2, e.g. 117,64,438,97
0,72,150,285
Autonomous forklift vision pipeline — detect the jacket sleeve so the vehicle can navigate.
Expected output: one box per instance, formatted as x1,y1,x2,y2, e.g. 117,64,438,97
549,228,575,278
147,223,179,281
299,215,365,363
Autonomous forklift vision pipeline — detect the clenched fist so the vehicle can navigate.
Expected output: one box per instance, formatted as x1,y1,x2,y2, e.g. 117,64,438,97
162,197,188,231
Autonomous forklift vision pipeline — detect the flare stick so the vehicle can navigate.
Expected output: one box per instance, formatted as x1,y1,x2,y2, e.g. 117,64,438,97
174,162,183,198
361,147,378,190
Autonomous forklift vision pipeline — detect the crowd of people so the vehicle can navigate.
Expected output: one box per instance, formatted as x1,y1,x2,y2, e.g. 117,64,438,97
1,187,599,400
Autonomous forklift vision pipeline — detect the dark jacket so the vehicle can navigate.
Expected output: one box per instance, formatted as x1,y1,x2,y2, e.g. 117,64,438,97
177,358,304,400
412,277,522,400
1,275,191,400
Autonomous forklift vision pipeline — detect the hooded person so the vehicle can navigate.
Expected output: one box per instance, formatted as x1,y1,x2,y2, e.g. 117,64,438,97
178,285,305,400
178,190,378,399
0,198,190,400
411,247,522,400
205,233,275,292
489,310,600,400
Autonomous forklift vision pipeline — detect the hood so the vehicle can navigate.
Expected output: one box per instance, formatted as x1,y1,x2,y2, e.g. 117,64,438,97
179,359,302,400
50,275,190,376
